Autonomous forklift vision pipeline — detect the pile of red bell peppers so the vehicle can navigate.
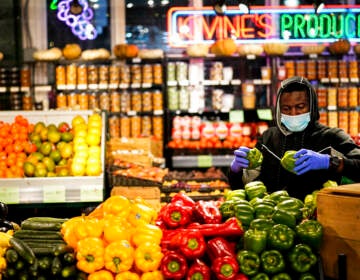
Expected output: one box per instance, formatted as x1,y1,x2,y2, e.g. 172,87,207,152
157,192,248,280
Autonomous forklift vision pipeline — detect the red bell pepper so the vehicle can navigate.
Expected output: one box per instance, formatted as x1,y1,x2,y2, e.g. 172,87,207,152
186,259,211,280
194,200,222,224
234,273,249,280
179,229,206,259
187,217,244,237
207,237,236,260
208,237,239,280
171,192,196,207
162,202,193,228
211,256,239,280
161,250,188,279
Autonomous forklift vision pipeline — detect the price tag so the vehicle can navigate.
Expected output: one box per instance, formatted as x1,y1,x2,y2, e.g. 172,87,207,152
80,185,103,202
131,83,141,88
257,109,273,120
43,185,65,203
77,84,87,90
229,110,244,123
142,83,152,88
99,84,108,90
197,155,212,167
0,187,20,204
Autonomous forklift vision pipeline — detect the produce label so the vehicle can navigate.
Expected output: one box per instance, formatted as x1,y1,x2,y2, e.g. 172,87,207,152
0,186,20,204
198,155,212,167
80,184,103,202
43,185,66,203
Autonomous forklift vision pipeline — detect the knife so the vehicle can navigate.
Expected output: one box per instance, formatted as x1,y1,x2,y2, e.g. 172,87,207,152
261,144,281,161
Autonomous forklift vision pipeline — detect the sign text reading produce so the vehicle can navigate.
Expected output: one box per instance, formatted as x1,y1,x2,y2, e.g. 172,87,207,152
167,5,360,47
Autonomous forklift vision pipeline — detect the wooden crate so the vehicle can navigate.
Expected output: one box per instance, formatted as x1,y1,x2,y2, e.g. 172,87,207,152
107,137,163,158
110,186,161,211
317,184,360,280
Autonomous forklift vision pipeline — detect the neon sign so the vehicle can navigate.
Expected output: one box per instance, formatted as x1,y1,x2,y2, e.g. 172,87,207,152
167,5,360,47
57,0,97,40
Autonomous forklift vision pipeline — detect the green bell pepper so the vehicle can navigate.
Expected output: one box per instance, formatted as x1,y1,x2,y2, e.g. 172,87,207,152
288,244,317,273
267,190,289,204
233,202,255,227
249,218,275,233
271,208,297,229
267,224,295,251
276,197,304,221
260,250,285,275
247,147,263,169
219,200,235,220
236,250,261,276
295,219,323,251
254,203,275,219
299,272,316,280
225,189,246,201
251,273,270,280
270,272,291,280
244,181,267,201
244,229,267,254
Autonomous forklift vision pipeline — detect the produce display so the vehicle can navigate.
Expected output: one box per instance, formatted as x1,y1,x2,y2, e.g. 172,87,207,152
0,179,327,279
0,112,103,178
220,182,323,279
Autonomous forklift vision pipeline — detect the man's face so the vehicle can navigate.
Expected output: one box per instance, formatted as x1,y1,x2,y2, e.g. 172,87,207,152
280,90,310,116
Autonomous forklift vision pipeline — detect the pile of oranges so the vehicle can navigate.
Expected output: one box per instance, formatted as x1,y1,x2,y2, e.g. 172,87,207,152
0,115,36,178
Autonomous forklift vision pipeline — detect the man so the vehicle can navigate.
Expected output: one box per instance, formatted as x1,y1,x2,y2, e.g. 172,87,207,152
229,76,360,199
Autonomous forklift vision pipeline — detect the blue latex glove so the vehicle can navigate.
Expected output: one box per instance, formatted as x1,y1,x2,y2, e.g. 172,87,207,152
294,149,330,175
231,146,250,172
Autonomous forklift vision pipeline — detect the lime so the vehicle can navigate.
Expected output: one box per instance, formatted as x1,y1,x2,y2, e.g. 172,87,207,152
42,157,56,172
47,123,58,132
34,122,46,134
23,162,35,177
40,142,53,156
48,130,61,144
61,131,74,142
49,150,62,164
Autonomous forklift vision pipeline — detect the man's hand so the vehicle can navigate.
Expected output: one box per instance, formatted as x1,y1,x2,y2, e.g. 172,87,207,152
231,146,250,172
294,149,330,175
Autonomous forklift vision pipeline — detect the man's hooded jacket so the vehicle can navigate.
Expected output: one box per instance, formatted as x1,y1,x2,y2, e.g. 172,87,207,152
229,76,360,199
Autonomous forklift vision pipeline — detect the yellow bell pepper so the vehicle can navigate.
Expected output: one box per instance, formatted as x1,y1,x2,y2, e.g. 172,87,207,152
0,256,7,272
127,199,157,227
61,216,84,248
115,271,140,280
103,195,131,218
88,269,114,280
140,270,164,280
88,202,105,219
74,217,104,240
76,237,105,274
103,216,133,243
104,240,134,273
131,224,163,247
134,242,163,273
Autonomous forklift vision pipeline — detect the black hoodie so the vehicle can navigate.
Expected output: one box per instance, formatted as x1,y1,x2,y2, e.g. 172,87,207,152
229,76,360,200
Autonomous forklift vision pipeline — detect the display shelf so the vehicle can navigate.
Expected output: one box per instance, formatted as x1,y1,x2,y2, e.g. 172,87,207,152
171,154,233,168
0,110,106,204
0,177,104,204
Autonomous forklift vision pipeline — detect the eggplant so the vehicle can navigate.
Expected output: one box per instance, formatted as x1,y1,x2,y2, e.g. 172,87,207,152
0,202,14,232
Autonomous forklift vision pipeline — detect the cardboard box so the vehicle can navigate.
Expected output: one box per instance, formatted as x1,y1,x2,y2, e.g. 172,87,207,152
110,186,161,211
316,184,360,280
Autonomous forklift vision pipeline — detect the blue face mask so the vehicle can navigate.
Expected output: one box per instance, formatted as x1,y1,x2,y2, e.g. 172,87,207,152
281,112,311,132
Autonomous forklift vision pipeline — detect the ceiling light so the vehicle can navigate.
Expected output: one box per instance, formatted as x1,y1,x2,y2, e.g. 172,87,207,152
214,0,227,16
